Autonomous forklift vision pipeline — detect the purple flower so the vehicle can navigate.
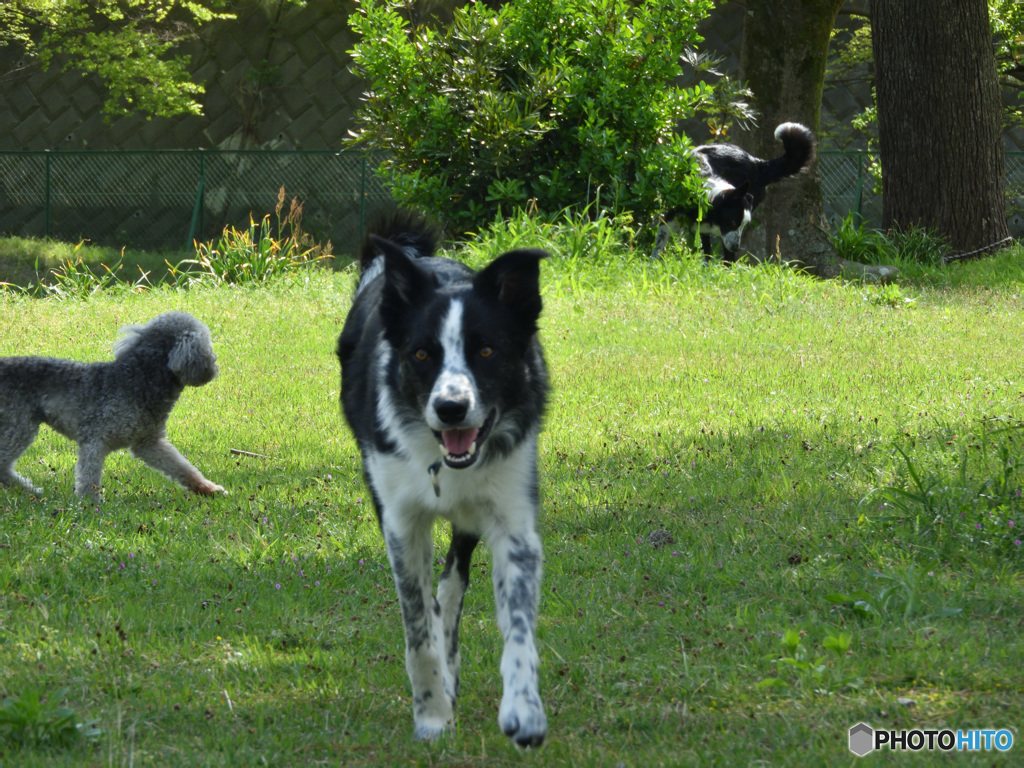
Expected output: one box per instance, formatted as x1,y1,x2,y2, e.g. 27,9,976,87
315,580,320,586
976,523,983,530
275,583,281,589
358,558,365,566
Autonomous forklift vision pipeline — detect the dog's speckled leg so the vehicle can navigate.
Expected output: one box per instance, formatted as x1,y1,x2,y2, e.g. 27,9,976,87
436,529,479,700
384,520,455,741
491,530,547,748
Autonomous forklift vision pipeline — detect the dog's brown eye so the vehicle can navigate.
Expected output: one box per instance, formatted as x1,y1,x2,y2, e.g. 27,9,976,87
414,349,429,361
479,346,494,358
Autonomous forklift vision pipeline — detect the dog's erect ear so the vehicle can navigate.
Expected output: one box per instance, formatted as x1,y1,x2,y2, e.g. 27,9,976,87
374,234,436,310
168,330,218,386
473,249,547,327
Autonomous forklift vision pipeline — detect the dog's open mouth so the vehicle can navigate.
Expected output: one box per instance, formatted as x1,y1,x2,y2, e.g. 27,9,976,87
434,409,496,469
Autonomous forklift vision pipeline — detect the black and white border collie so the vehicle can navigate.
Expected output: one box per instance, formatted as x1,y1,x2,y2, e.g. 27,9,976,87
336,212,549,746
653,122,816,261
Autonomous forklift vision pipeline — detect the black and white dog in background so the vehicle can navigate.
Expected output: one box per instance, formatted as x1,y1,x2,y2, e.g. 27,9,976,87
653,122,816,261
336,212,549,746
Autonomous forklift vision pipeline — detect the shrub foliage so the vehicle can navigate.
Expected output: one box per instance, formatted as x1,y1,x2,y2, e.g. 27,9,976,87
347,0,725,234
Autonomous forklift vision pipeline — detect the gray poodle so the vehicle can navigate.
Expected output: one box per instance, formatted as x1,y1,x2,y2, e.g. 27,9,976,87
0,311,225,499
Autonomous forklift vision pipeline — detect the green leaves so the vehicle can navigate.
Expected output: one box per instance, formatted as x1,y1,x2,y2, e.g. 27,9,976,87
347,0,722,233
0,1,236,118
0,687,102,748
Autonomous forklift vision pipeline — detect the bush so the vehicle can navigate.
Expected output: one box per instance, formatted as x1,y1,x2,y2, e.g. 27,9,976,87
830,213,949,266
347,0,740,234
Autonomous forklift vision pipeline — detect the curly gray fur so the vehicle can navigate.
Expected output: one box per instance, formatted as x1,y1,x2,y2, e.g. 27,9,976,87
0,311,225,499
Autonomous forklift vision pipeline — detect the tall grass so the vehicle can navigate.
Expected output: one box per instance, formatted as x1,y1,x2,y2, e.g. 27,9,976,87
0,188,334,296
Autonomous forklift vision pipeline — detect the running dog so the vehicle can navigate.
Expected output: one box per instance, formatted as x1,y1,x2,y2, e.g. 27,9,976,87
336,212,549,746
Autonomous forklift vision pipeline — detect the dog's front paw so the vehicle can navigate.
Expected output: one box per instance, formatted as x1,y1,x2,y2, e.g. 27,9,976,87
191,479,226,496
412,714,454,742
499,693,546,748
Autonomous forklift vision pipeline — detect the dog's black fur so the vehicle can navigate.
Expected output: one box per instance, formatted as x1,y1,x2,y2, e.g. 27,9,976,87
337,211,549,746
653,122,816,260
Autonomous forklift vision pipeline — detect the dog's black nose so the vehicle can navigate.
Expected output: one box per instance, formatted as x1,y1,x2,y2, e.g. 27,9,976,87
434,398,469,425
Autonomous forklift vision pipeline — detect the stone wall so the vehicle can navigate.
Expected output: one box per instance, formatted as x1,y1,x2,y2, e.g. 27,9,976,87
0,0,361,151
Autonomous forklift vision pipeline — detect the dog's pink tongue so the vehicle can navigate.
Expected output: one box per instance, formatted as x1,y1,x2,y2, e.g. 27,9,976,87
442,427,479,456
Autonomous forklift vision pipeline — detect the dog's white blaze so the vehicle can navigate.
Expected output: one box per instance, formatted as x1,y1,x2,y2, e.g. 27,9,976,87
427,300,485,431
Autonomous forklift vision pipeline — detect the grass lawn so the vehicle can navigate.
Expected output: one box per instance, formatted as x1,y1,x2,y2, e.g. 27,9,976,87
0,236,1022,766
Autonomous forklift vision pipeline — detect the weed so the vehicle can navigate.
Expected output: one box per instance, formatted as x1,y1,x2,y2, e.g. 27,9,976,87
861,420,1023,559
0,687,101,749
830,212,949,268
826,564,963,623
861,282,915,308
758,628,862,694
168,187,332,287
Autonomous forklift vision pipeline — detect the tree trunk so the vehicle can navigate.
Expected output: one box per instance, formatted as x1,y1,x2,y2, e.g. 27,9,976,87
871,0,1009,252
736,0,841,274
736,0,896,281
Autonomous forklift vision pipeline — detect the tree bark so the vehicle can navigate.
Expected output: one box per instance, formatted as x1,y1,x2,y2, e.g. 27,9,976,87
871,0,1009,252
736,0,840,273
736,0,896,281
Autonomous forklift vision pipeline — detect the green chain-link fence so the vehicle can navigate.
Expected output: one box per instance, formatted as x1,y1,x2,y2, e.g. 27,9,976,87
0,149,393,255
818,150,880,225
2,150,1022,252
819,150,1024,229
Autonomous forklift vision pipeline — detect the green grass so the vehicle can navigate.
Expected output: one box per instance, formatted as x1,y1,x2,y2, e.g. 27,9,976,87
0,230,1022,766
0,236,188,291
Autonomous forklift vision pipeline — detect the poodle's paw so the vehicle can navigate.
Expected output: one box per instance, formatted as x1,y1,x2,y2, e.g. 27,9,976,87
190,478,226,496
1,474,43,496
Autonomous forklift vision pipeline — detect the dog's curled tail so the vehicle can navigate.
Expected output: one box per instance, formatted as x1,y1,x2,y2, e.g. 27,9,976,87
359,210,439,271
356,209,440,294
769,122,816,180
